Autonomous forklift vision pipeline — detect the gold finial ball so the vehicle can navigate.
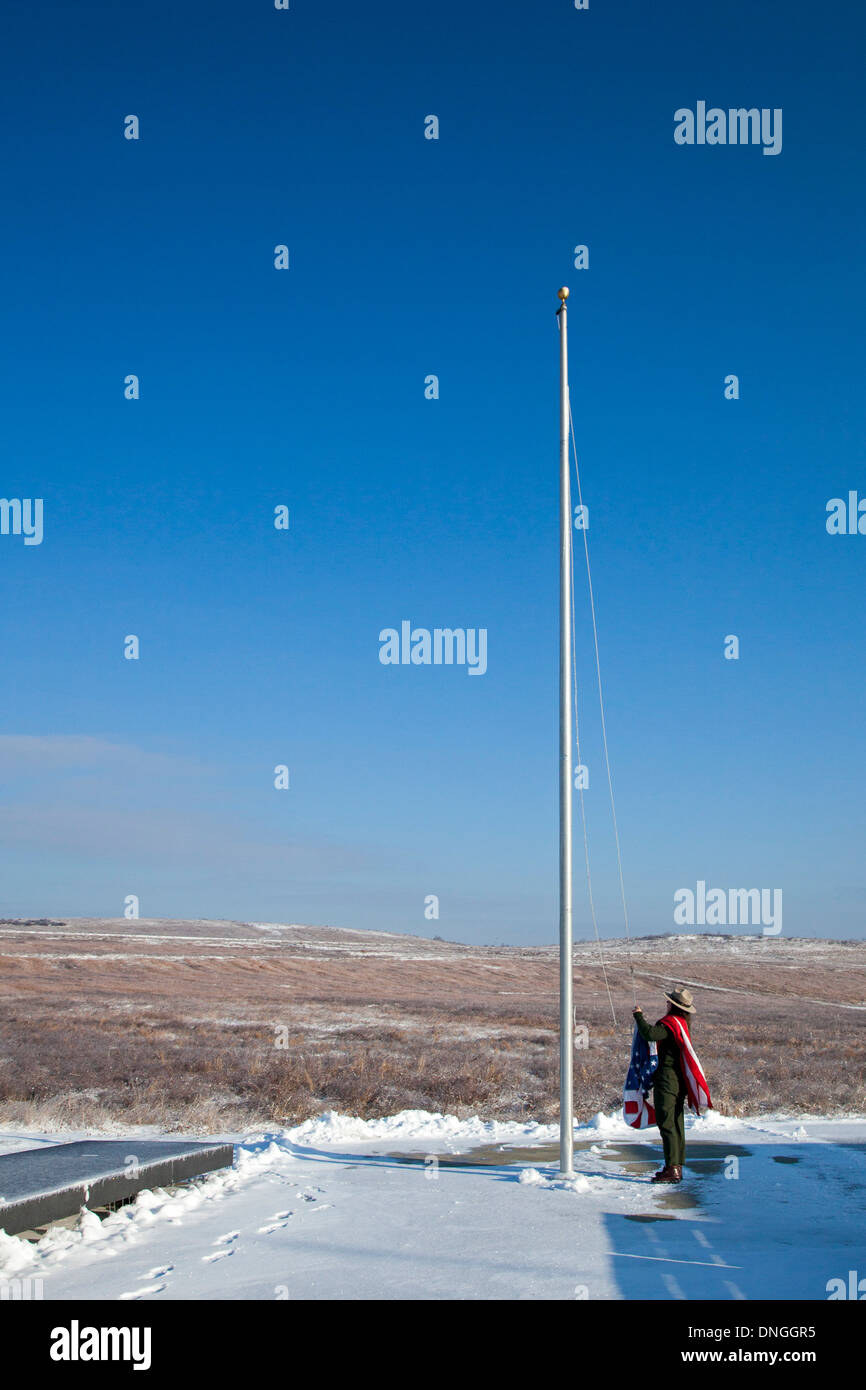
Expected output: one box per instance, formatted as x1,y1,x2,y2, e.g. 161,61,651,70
557,286,569,301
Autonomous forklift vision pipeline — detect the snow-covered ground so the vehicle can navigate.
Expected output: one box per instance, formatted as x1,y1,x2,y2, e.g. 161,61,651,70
1,1110,863,1301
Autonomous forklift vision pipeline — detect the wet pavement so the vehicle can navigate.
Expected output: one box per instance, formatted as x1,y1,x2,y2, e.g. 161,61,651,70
386,1138,757,1213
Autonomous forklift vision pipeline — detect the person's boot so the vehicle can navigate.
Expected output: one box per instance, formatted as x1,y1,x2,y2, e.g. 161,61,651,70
651,1165,679,1183
671,1164,683,1182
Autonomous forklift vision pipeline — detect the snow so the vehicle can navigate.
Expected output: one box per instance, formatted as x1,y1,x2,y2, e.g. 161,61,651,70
1,1109,864,1300
288,1108,557,1146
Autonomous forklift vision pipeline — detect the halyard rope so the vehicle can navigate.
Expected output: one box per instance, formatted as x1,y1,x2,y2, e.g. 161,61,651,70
568,397,637,1012
626,966,866,1011
570,459,618,1028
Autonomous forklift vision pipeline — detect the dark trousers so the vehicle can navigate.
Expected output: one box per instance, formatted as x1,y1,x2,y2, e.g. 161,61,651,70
654,1084,686,1167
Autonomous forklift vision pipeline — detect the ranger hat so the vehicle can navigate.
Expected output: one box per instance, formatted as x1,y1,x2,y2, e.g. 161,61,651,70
664,986,695,1013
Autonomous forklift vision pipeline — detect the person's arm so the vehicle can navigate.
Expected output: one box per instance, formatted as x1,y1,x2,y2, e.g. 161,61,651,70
632,1007,669,1043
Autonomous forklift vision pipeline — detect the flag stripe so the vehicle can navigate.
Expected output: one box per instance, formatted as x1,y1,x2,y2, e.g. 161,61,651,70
658,1013,713,1114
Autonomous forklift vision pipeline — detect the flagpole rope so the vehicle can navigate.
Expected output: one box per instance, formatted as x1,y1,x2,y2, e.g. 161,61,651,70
568,399,637,1009
570,500,618,1028
625,967,866,1011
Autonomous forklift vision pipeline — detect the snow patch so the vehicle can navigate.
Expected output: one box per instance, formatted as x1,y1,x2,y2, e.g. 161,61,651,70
286,1109,555,1146
519,1167,592,1194
584,1110,633,1136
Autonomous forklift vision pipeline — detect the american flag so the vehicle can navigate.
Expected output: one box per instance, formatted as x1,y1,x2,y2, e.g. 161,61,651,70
659,1013,712,1115
622,1024,659,1128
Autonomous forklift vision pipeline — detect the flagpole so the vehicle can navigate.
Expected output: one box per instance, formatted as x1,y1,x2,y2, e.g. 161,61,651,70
557,286,574,1177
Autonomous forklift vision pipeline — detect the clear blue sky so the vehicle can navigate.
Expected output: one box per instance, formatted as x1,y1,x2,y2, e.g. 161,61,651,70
1,0,864,941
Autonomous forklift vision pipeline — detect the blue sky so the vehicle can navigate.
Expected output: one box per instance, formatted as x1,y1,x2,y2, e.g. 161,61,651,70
1,0,864,941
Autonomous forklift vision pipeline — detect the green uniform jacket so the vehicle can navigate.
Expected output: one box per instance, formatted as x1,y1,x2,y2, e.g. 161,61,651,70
634,1011,686,1094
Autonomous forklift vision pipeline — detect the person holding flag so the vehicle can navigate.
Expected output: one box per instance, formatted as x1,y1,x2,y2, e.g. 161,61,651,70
629,987,712,1183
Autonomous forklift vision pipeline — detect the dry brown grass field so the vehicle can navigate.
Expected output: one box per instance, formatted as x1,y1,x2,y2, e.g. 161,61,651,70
0,919,863,1132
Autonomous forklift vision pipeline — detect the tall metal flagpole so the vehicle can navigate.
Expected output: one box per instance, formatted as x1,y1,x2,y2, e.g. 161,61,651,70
557,286,574,1177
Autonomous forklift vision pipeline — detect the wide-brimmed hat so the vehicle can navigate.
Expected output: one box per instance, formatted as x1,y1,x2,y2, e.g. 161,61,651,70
664,986,695,1014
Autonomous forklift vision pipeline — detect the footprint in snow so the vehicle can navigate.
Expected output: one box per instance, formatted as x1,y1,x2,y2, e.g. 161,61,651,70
202,1230,240,1261
141,1265,173,1280
118,1282,167,1300
257,1215,293,1234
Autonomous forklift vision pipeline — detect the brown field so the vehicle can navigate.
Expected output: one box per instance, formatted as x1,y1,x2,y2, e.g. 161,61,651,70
0,919,864,1132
